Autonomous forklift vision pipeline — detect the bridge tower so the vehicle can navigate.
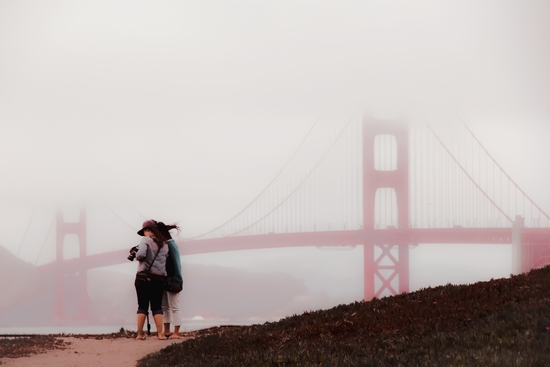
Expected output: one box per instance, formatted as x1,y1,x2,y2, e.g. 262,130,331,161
362,117,409,300
54,208,91,324
516,216,550,272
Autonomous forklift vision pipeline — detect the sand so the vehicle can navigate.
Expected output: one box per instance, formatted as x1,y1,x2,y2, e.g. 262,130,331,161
0,335,189,367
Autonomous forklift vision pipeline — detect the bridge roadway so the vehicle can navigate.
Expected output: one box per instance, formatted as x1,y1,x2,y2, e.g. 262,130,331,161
37,227,550,272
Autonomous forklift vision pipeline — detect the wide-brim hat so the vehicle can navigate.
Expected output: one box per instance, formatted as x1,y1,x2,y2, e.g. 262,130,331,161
137,219,157,236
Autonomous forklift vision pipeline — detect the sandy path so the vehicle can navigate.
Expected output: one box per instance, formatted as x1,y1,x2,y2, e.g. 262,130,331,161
0,336,189,367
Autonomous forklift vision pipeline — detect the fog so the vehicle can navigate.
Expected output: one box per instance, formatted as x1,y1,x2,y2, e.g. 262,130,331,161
1,1,549,330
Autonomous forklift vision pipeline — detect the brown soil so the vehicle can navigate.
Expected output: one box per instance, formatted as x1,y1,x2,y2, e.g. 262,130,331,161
0,330,198,367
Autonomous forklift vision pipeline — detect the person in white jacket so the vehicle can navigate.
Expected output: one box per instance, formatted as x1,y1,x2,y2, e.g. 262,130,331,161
157,221,184,339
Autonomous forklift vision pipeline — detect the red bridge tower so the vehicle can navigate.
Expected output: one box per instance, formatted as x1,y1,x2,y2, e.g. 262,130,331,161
362,117,410,300
54,208,91,324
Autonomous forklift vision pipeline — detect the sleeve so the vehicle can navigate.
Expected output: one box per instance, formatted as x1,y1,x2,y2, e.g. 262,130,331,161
136,237,150,261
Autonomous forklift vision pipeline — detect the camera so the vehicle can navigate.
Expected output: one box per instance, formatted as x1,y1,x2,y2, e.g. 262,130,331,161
127,246,139,261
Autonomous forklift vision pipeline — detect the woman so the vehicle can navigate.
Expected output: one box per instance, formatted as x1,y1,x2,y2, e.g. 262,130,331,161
157,221,184,339
134,219,169,340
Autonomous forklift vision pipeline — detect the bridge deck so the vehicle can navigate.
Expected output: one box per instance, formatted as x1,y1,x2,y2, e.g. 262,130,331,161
38,227,550,272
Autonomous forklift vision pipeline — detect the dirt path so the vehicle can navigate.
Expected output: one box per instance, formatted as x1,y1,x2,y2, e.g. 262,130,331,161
0,335,190,367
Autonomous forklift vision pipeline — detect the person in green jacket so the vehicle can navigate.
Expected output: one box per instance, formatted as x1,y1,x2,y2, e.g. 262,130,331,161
157,221,184,339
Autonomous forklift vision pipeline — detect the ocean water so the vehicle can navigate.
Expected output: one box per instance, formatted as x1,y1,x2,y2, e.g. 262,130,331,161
0,319,267,335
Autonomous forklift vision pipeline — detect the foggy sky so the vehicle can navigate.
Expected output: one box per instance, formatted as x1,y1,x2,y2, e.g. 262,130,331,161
1,1,550,320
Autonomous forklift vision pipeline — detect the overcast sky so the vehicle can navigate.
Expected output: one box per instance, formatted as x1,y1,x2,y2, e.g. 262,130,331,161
1,0,550,310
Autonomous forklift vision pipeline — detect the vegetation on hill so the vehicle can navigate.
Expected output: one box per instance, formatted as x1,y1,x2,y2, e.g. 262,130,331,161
138,266,550,367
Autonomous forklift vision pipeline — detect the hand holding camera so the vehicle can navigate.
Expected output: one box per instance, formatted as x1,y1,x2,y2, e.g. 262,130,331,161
127,246,139,261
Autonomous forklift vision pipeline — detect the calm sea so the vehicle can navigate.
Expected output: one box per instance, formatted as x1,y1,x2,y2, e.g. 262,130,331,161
0,319,269,335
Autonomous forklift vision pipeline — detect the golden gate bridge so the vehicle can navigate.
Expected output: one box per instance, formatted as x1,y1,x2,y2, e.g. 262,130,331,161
13,116,550,325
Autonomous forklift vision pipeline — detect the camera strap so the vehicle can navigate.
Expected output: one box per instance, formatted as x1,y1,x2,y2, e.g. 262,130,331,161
144,244,161,275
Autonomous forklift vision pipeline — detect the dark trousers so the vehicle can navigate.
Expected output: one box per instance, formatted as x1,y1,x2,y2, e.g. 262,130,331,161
135,277,165,315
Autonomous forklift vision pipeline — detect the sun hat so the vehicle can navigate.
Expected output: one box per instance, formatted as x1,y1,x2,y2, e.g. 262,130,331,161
137,219,157,236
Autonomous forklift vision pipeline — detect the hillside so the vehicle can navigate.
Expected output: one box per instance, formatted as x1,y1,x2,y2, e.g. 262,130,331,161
138,266,550,367
0,242,330,327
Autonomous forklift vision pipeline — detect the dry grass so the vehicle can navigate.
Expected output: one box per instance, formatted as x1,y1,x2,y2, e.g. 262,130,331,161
0,335,70,358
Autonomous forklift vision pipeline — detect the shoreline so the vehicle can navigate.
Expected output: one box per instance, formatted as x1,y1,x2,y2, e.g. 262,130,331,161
0,318,262,336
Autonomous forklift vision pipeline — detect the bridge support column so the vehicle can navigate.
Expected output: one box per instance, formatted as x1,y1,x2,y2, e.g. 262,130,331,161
398,243,409,293
362,117,410,300
54,208,91,324
363,243,375,299
511,215,524,274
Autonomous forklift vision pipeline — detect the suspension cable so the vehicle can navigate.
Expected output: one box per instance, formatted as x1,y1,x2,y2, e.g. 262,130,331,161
215,113,358,238
107,207,140,230
16,207,36,257
34,216,55,265
458,117,550,221
191,115,323,239
426,123,513,224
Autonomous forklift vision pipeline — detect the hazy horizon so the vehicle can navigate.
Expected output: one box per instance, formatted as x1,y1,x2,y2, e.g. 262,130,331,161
1,0,549,329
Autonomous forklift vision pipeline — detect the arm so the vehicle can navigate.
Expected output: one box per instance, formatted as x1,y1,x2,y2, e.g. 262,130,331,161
166,239,182,282
136,237,150,261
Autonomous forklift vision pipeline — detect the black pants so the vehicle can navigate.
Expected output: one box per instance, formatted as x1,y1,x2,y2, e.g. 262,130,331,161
135,277,165,315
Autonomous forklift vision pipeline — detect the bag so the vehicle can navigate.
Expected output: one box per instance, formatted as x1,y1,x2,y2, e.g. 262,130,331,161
136,271,150,283
135,244,160,285
148,273,167,283
165,277,183,293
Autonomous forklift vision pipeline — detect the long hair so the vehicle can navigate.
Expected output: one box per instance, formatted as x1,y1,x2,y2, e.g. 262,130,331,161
145,225,164,247
156,221,180,241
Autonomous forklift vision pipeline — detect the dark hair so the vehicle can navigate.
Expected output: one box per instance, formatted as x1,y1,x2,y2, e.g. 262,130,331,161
156,221,180,241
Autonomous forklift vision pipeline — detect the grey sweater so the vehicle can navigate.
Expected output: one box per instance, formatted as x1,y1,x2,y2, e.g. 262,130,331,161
136,236,168,276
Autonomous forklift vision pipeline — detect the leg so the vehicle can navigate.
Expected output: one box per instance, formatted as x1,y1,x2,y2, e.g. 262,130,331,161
150,279,167,340
170,325,181,339
166,292,183,339
162,291,172,337
135,279,149,339
136,314,147,339
154,314,166,339
164,323,172,337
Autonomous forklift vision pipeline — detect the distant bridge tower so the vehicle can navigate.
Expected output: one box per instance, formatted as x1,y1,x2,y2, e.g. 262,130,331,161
362,117,410,300
517,215,550,272
54,208,91,324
